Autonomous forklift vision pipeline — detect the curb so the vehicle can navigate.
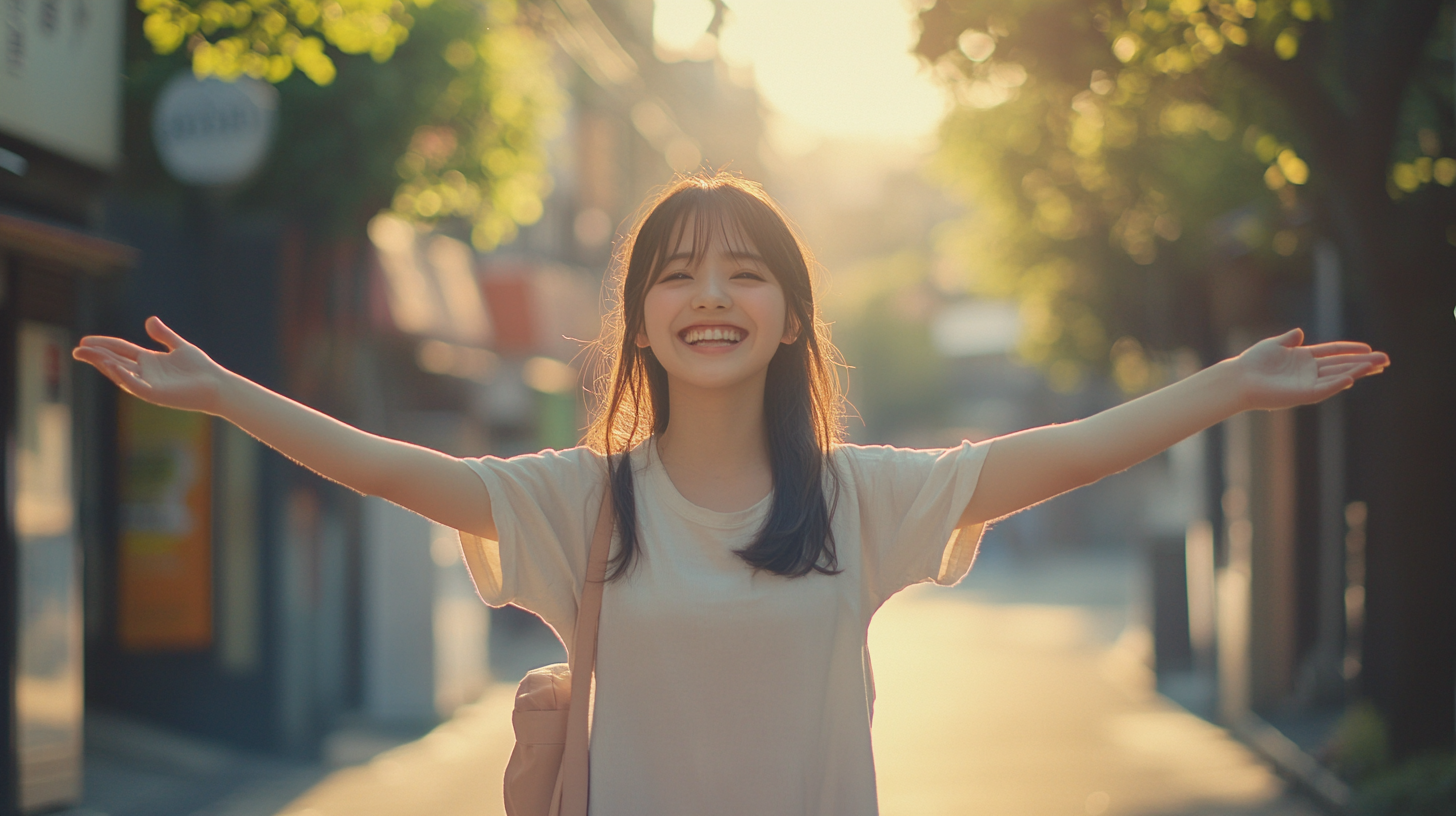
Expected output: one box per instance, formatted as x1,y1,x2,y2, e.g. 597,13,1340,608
1230,713,1353,816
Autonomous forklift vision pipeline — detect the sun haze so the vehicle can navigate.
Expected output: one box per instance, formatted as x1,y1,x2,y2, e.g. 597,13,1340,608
654,0,947,148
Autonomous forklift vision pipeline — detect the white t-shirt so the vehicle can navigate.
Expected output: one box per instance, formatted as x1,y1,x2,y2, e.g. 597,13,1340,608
457,438,989,816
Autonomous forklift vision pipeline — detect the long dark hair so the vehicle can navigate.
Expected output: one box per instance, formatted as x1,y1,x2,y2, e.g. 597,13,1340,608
584,173,846,579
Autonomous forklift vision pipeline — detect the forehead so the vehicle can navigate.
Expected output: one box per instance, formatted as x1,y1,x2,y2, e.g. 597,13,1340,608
665,209,760,260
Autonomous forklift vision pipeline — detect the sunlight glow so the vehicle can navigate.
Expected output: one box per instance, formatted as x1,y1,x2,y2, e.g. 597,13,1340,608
654,0,948,147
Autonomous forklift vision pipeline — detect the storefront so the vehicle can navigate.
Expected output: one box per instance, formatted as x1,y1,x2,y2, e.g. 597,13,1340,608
0,217,131,814
0,2,129,812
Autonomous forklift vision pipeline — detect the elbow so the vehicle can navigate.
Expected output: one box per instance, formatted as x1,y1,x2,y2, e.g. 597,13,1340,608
352,458,394,501
1060,460,1103,496
1058,426,1113,491
354,437,415,501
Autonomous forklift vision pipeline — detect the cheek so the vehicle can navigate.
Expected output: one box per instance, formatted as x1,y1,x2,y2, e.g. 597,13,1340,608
640,291,674,344
754,292,790,338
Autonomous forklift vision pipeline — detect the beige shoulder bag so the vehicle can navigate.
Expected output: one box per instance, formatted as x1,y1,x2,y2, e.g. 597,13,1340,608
503,493,614,816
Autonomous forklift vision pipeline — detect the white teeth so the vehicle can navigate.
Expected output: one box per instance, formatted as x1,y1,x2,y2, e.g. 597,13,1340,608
684,327,745,344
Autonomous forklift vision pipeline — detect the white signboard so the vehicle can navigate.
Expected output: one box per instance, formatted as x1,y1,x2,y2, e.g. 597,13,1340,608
152,74,279,186
0,0,124,170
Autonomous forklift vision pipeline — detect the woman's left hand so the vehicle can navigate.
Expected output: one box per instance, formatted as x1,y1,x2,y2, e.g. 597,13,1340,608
960,327,1388,527
1234,328,1388,411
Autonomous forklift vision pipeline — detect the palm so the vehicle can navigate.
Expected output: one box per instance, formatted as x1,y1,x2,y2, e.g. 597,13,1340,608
72,317,225,414
1236,329,1388,411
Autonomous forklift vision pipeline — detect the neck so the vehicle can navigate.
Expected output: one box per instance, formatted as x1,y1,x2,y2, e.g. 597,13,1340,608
656,373,770,479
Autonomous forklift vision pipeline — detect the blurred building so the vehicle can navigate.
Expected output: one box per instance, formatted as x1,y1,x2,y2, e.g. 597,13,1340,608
0,2,135,813
0,0,772,787
1142,223,1374,801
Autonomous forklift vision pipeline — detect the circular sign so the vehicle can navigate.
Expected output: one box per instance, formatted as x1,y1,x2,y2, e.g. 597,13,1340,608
151,73,278,186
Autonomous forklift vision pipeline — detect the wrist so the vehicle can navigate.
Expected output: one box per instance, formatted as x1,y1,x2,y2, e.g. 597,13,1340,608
1209,356,1256,414
210,366,247,419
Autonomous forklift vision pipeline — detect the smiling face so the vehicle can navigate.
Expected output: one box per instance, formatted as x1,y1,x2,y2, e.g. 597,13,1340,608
589,174,841,463
636,214,797,392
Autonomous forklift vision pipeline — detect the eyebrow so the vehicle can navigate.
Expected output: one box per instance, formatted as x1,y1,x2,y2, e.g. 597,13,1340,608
662,249,766,265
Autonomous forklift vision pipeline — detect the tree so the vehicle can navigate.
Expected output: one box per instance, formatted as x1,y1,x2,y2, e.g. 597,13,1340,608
918,0,1455,757
131,0,563,249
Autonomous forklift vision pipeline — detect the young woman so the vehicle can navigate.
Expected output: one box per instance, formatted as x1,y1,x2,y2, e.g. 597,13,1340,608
73,173,1387,815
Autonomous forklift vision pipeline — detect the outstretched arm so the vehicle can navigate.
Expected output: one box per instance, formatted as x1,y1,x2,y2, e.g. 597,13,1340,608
73,317,498,540
959,329,1387,528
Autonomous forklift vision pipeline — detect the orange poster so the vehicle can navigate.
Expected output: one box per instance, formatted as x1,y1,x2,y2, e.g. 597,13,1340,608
117,394,213,651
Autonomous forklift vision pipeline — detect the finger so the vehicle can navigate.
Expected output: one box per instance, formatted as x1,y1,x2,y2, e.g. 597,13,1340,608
1316,352,1389,369
95,348,144,375
1311,374,1357,398
82,354,135,391
101,359,155,401
72,346,119,370
1356,363,1388,378
71,343,115,367
1305,341,1374,357
75,348,144,380
1316,361,1373,379
1276,328,1304,347
76,335,145,361
145,316,189,352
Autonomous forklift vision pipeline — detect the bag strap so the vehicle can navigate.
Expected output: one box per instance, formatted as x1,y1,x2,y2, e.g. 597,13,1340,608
555,484,616,816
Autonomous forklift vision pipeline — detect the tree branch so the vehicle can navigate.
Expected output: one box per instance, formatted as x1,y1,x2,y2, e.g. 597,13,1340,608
1339,0,1448,186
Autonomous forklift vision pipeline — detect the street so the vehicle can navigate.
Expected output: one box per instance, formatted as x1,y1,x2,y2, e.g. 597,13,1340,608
233,548,1320,816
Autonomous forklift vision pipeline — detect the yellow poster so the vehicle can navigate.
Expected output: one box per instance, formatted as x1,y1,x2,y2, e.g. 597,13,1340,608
117,395,213,651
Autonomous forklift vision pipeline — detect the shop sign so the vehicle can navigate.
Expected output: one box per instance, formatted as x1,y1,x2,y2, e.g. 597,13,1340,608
0,0,124,169
152,73,279,186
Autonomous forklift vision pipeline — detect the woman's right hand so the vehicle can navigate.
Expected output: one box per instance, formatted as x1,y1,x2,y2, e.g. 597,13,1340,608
75,315,495,539
72,316,230,415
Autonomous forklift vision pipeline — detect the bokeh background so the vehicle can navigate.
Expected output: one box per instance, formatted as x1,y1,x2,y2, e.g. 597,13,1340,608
0,0,1452,814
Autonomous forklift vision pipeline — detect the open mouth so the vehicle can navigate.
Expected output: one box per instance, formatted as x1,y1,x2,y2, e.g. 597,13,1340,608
681,326,746,346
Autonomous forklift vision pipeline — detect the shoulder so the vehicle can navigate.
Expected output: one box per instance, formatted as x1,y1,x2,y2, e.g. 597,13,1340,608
460,445,607,492
829,443,926,493
831,441,962,468
832,439,989,481
468,445,605,468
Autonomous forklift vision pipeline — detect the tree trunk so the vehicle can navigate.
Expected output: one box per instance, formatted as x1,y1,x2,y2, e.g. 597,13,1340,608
1279,0,1455,756
1333,184,1456,758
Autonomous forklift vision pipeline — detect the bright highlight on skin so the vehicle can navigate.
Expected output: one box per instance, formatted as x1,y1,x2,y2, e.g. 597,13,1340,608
653,0,948,145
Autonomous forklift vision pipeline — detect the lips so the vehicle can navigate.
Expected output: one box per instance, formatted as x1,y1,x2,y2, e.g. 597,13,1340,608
680,325,746,345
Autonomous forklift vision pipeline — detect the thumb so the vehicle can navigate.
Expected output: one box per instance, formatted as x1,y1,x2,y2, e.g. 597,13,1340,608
1277,328,1304,348
145,316,188,351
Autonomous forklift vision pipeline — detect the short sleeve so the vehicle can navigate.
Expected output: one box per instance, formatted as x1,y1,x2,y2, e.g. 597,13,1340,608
839,439,992,608
456,446,606,642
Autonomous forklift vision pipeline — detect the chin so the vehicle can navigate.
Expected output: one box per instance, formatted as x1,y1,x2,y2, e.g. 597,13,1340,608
664,366,769,392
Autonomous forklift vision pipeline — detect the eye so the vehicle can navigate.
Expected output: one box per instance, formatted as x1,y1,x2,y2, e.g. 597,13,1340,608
657,270,691,283
733,269,767,281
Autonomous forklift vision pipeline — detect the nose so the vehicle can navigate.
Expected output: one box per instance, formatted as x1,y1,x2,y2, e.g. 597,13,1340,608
690,272,730,311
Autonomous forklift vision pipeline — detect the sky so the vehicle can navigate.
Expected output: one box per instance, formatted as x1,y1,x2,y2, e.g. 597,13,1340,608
652,0,948,150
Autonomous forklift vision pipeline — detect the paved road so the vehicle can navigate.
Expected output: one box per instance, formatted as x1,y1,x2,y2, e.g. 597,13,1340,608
252,575,1318,816
869,587,1317,816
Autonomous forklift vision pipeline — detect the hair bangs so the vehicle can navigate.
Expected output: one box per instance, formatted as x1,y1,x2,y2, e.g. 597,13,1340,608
649,190,778,286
